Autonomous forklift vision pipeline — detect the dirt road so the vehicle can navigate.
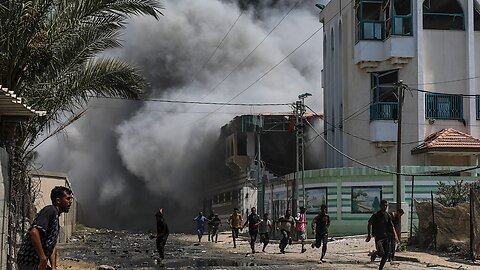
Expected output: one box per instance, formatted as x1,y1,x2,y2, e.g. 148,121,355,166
57,228,479,269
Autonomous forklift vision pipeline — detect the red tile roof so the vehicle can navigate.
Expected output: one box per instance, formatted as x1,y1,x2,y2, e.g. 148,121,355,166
411,128,480,154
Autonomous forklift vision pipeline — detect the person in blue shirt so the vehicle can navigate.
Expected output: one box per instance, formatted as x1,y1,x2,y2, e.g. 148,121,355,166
193,212,209,243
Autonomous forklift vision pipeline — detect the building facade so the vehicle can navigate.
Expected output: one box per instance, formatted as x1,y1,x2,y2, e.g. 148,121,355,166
265,0,480,237
321,0,480,168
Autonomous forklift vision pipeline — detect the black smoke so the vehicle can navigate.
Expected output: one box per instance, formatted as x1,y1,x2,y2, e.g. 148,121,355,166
37,0,322,232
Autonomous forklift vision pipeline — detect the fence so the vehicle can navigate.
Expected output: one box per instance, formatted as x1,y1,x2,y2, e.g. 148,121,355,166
414,188,480,261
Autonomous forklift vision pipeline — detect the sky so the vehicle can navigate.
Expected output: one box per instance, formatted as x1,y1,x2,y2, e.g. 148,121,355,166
36,0,324,232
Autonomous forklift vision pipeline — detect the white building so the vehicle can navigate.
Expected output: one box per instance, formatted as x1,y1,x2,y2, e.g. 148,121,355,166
321,0,480,168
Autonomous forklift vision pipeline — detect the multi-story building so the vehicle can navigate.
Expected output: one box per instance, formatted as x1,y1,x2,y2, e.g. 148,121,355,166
322,0,480,168
265,0,480,237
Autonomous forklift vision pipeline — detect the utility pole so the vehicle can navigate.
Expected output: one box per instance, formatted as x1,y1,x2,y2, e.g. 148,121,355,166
293,93,311,216
395,81,405,240
256,130,263,215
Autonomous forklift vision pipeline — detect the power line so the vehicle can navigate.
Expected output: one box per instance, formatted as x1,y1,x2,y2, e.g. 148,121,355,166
409,86,480,98
200,0,306,101
185,9,246,93
408,74,480,87
191,26,322,124
304,118,480,177
305,104,423,145
94,96,291,106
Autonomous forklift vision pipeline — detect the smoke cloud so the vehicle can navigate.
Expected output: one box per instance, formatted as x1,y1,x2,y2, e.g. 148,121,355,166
37,0,323,232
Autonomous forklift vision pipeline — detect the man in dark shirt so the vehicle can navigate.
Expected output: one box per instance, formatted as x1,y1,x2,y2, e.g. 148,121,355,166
388,208,404,262
207,212,215,242
17,186,73,270
210,214,222,243
311,204,330,263
366,200,399,270
243,207,261,253
155,208,169,266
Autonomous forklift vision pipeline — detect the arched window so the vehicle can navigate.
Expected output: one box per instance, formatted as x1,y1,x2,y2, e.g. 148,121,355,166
475,3,480,31
423,0,465,30
331,28,335,51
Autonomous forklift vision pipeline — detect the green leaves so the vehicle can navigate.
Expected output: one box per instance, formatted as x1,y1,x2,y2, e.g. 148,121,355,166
436,180,480,207
0,0,163,151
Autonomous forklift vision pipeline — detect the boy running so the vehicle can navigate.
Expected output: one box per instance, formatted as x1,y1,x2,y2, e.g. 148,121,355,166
258,213,272,252
295,206,308,253
311,205,330,263
243,207,261,254
228,208,243,248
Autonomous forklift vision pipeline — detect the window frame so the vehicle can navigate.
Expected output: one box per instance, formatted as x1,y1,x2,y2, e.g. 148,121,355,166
425,93,463,120
370,70,399,121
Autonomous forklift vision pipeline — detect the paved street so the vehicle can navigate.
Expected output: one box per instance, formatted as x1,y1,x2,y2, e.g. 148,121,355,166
57,228,479,269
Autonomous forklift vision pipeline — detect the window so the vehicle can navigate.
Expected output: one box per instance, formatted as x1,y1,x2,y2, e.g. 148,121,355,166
237,133,247,156
386,0,412,37
423,0,465,30
476,96,480,120
475,6,480,31
355,0,385,42
370,70,399,121
426,93,463,119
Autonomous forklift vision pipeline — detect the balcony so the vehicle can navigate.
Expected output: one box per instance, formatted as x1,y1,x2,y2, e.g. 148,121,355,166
355,16,415,69
370,102,398,121
426,94,463,120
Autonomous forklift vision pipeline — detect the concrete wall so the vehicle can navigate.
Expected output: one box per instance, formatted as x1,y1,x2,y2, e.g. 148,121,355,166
265,166,480,237
31,172,76,243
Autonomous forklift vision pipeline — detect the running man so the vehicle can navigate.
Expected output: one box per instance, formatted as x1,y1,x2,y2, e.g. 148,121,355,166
193,212,208,243
210,213,222,243
207,212,215,242
277,209,295,254
155,208,169,266
228,208,243,248
388,208,404,262
295,206,308,253
243,207,261,254
366,200,399,270
258,213,272,252
311,204,330,263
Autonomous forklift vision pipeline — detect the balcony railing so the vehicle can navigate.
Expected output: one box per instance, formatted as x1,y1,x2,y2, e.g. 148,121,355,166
370,102,398,121
426,94,463,120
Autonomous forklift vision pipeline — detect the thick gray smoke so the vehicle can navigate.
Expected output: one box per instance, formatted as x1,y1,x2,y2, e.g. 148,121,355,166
37,0,323,232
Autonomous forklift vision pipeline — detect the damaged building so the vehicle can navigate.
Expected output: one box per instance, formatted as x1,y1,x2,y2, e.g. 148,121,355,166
205,113,322,222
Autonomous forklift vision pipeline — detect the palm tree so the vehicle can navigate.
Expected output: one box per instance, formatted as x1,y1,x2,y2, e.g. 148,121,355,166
1,0,163,146
0,1,163,267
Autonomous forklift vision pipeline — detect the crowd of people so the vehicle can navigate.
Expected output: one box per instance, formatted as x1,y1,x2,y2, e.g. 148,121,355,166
190,200,403,270
191,205,333,263
13,186,401,270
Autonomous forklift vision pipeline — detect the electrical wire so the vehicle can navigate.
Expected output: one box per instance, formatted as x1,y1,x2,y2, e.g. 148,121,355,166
304,118,480,177
199,0,306,101
93,96,291,106
188,9,246,91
